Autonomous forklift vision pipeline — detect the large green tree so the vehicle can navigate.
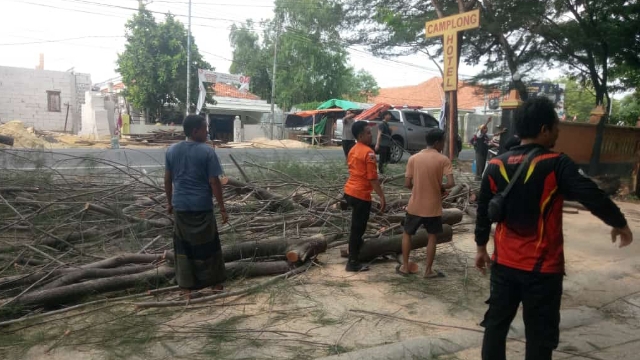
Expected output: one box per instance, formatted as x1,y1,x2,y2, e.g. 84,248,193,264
117,4,213,122
535,0,639,114
342,0,550,99
229,0,379,110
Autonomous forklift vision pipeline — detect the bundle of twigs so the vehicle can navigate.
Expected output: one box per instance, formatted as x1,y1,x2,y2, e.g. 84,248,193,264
0,149,473,322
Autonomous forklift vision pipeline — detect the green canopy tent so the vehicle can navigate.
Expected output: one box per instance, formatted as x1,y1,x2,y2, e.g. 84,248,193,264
316,99,360,110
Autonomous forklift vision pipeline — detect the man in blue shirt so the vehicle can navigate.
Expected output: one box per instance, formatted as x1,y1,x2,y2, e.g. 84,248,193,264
164,115,228,298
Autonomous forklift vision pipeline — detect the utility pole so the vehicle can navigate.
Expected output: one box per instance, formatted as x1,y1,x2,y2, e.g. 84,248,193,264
269,18,280,140
186,0,192,115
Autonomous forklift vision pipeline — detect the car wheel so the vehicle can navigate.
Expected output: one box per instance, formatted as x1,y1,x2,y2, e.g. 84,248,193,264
390,141,403,164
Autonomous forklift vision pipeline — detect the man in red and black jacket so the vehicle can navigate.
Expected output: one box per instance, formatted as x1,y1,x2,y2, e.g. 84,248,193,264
474,97,633,360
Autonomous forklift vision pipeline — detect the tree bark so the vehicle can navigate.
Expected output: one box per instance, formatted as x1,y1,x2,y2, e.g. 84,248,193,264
286,237,328,264
11,266,175,307
220,233,337,263
340,225,453,262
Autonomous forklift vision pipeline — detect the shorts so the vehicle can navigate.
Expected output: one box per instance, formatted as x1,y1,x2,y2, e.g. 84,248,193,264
403,213,443,235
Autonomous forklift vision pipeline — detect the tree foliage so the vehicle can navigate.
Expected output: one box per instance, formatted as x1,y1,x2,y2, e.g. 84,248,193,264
229,0,379,111
557,77,596,121
613,92,640,126
116,4,213,122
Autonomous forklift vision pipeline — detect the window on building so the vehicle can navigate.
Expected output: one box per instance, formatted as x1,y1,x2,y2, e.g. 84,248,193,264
47,91,61,112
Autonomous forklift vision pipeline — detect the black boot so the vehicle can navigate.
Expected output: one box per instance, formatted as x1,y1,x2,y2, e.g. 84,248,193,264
345,260,370,272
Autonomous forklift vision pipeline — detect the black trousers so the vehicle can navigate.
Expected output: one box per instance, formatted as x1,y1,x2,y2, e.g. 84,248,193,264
344,194,371,263
475,150,487,179
342,140,356,158
378,146,390,173
481,264,563,360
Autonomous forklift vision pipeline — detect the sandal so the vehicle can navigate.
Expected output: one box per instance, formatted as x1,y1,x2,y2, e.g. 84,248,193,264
424,270,446,279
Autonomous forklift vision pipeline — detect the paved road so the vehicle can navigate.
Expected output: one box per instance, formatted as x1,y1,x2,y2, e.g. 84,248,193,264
0,147,474,172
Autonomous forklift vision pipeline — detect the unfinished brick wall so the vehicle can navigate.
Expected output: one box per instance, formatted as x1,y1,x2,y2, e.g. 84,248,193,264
0,66,91,132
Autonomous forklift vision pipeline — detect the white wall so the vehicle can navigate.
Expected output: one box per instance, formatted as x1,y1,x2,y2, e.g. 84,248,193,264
243,124,268,141
0,66,91,132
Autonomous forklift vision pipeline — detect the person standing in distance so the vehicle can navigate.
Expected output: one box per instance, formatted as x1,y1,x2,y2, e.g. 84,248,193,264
475,97,633,360
165,115,229,299
375,111,393,174
341,109,357,159
398,129,455,278
343,121,386,272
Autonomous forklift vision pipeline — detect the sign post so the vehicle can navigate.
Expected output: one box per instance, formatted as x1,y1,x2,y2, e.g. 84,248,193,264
425,9,480,159
195,69,251,113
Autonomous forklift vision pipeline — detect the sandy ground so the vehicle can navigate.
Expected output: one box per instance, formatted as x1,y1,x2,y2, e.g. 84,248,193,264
6,202,640,360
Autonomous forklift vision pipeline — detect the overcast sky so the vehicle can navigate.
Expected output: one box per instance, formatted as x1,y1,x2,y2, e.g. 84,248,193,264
1,0,558,89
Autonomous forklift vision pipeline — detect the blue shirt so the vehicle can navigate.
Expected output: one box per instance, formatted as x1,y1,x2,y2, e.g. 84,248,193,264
165,141,223,212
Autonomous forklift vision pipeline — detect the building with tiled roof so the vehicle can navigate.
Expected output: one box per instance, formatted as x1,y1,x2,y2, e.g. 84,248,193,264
369,77,499,112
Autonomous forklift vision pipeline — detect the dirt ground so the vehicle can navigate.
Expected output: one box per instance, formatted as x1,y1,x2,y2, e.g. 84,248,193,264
2,200,638,360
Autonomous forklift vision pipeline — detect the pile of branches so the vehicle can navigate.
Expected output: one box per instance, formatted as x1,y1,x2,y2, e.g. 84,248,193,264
129,129,187,145
0,151,473,322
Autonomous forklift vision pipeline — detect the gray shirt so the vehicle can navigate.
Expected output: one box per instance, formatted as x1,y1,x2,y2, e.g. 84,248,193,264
165,141,223,212
342,117,355,140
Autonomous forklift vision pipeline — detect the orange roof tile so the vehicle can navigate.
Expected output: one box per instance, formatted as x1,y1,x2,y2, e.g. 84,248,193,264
369,77,498,111
213,83,261,100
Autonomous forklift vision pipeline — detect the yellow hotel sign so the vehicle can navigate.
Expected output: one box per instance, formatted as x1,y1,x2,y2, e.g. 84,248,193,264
425,10,480,91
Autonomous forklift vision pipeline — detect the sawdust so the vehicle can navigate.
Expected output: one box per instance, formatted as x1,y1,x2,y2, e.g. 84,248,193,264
0,121,56,149
248,137,311,149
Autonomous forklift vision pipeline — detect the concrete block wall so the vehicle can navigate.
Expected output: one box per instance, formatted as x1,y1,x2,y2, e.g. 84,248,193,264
0,66,91,132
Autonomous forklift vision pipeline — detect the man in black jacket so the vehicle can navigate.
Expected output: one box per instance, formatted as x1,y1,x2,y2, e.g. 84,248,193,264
474,97,633,360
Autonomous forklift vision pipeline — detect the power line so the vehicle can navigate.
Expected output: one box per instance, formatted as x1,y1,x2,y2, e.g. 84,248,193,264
0,35,123,46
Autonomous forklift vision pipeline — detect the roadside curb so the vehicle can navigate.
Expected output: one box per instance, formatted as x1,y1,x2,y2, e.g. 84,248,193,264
316,306,604,360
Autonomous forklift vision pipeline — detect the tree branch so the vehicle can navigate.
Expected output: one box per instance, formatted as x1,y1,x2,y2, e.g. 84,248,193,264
431,0,445,18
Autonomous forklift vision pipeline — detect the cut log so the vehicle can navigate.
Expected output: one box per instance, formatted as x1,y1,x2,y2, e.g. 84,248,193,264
39,264,157,290
221,233,339,263
224,261,291,279
8,261,294,308
9,266,175,307
340,225,453,262
79,253,164,270
465,206,477,219
0,135,14,147
286,237,328,264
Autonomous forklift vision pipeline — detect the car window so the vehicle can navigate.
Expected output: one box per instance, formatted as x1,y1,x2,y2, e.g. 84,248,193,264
388,110,401,122
404,111,422,127
422,114,439,128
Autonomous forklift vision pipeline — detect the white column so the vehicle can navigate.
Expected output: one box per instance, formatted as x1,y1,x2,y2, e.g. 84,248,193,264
234,115,242,143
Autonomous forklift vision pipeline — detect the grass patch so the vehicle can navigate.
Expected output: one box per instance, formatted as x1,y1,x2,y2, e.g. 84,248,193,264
310,309,343,326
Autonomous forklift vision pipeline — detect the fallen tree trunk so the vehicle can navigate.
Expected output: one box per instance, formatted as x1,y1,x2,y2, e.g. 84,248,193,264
79,253,164,270
9,260,296,308
340,225,453,262
0,135,14,147
10,266,175,307
39,264,157,290
224,261,291,278
221,233,339,263
286,237,328,264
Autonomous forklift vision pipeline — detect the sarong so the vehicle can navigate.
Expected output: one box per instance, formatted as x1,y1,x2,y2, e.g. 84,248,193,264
173,210,226,290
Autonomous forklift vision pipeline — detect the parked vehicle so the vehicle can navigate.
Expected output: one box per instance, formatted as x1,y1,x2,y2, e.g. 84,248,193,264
356,105,461,163
334,119,343,144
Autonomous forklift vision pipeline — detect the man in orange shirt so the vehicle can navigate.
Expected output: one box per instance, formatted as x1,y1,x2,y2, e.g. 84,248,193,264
399,129,455,278
344,121,386,272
